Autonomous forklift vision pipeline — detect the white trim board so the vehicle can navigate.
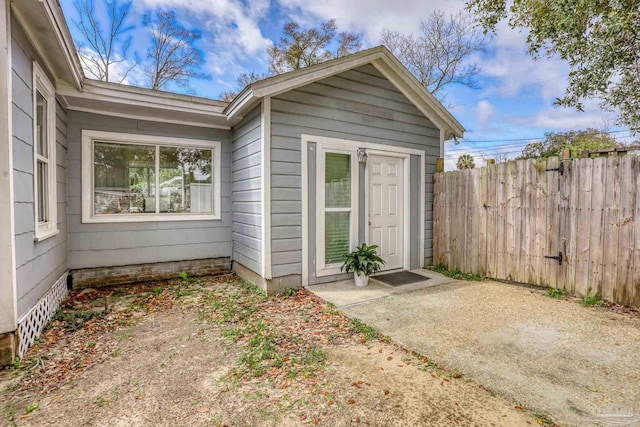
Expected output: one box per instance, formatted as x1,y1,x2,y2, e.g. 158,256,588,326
301,134,426,286
81,130,222,224
261,97,272,279
0,0,18,333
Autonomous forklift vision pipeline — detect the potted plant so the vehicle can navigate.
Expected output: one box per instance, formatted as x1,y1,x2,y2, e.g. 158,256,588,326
341,243,385,287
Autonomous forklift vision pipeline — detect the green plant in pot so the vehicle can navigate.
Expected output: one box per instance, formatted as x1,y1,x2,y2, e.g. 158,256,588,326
341,243,385,287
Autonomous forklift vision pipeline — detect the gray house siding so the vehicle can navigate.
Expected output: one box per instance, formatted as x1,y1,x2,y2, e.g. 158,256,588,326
231,105,262,275
11,18,68,317
270,64,441,279
66,111,232,269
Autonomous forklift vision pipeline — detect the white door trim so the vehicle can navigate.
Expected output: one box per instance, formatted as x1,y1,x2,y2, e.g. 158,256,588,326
301,134,426,286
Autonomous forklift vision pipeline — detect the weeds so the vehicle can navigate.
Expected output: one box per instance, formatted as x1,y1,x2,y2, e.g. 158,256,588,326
546,287,565,299
582,289,603,306
426,265,484,281
534,413,554,426
24,404,39,414
53,309,102,331
349,318,380,342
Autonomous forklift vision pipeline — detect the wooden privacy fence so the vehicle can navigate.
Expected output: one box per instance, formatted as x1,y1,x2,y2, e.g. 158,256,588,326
433,156,640,306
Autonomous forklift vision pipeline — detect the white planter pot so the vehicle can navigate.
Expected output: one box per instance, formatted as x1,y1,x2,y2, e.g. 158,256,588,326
354,272,369,287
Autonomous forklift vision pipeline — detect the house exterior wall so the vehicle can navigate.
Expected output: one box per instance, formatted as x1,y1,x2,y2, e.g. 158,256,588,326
270,64,441,280
11,17,68,318
231,105,262,275
66,111,232,270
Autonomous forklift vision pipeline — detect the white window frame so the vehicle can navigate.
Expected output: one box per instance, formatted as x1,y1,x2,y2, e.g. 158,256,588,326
33,62,58,242
316,144,359,277
81,130,221,223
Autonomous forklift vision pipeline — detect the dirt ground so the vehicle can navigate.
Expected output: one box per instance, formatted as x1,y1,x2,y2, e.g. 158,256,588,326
1,274,539,426
314,276,640,427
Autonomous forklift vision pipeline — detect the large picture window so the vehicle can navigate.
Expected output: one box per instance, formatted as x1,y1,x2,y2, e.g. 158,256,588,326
33,62,58,241
82,131,221,223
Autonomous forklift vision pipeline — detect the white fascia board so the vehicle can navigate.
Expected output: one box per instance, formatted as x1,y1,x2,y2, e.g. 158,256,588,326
42,0,83,89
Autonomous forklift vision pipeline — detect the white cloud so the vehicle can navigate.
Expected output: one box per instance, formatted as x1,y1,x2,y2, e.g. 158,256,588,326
78,46,146,86
276,0,465,41
476,100,495,124
529,101,616,131
478,23,569,101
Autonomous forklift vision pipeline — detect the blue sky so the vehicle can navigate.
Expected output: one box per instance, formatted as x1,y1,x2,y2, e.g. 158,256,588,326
59,0,634,169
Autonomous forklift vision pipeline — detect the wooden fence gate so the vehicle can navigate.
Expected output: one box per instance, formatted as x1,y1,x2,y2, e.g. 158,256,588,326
433,156,640,306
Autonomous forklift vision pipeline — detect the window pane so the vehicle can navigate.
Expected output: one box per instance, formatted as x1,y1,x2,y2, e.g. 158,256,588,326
94,142,156,215
325,153,350,208
37,161,48,223
36,91,47,157
325,211,350,265
159,147,213,213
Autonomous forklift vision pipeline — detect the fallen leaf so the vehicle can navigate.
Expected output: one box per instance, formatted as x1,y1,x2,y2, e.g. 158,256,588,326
515,406,524,412
536,418,543,425
198,408,210,413
387,356,393,361
384,390,390,396
300,415,307,421
347,399,356,405
135,395,144,400
327,400,334,406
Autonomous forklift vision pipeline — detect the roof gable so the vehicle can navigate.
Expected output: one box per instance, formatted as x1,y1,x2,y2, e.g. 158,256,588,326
225,46,464,138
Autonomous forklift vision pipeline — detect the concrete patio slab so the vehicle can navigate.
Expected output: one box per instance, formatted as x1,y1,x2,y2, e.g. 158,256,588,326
310,269,456,307
309,278,640,427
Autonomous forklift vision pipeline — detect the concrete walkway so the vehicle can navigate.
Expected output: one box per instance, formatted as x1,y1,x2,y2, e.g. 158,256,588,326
310,271,640,427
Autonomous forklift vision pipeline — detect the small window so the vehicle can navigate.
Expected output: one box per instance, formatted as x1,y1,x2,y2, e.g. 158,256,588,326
316,148,358,276
33,62,58,241
324,153,352,264
83,131,221,223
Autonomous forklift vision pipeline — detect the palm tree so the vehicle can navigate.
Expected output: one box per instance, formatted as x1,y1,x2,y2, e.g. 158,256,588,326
456,154,475,169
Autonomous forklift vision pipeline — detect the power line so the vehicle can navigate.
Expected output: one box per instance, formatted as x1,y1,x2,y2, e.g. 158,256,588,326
457,129,633,144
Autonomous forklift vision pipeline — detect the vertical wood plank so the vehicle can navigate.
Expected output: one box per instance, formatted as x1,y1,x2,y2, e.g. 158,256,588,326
486,162,497,278
589,157,606,296
497,162,508,280
602,156,621,300
574,158,593,297
479,166,488,277
616,155,634,304
505,161,517,281
630,157,640,306
433,172,443,265
558,158,574,293
545,156,559,288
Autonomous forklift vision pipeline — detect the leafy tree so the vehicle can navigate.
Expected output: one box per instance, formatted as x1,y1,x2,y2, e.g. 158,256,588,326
72,0,137,83
219,71,269,102
519,128,619,159
143,10,208,91
381,11,488,99
466,0,640,132
457,154,476,169
268,19,362,74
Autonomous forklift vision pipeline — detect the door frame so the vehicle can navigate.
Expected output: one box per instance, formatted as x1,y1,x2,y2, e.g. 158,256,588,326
365,151,410,273
301,134,426,286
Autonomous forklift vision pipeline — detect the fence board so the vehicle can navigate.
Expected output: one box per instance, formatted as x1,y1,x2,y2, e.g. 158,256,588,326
589,157,606,295
602,156,621,300
574,159,593,296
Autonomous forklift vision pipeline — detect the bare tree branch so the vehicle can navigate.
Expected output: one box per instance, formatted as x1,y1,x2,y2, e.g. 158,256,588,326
73,0,137,83
381,11,488,100
268,19,362,75
143,10,209,91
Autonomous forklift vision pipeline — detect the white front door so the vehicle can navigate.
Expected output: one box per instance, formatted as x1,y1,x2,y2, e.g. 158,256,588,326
368,155,404,270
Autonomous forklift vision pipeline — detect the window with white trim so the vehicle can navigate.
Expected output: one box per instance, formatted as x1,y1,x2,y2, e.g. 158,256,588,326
82,131,221,223
33,62,58,241
316,147,358,276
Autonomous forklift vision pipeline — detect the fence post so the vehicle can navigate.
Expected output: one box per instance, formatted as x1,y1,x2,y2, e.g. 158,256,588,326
486,159,495,166
436,158,445,173
562,149,571,160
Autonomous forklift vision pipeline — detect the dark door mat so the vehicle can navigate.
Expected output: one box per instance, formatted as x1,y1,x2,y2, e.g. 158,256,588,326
373,271,430,287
